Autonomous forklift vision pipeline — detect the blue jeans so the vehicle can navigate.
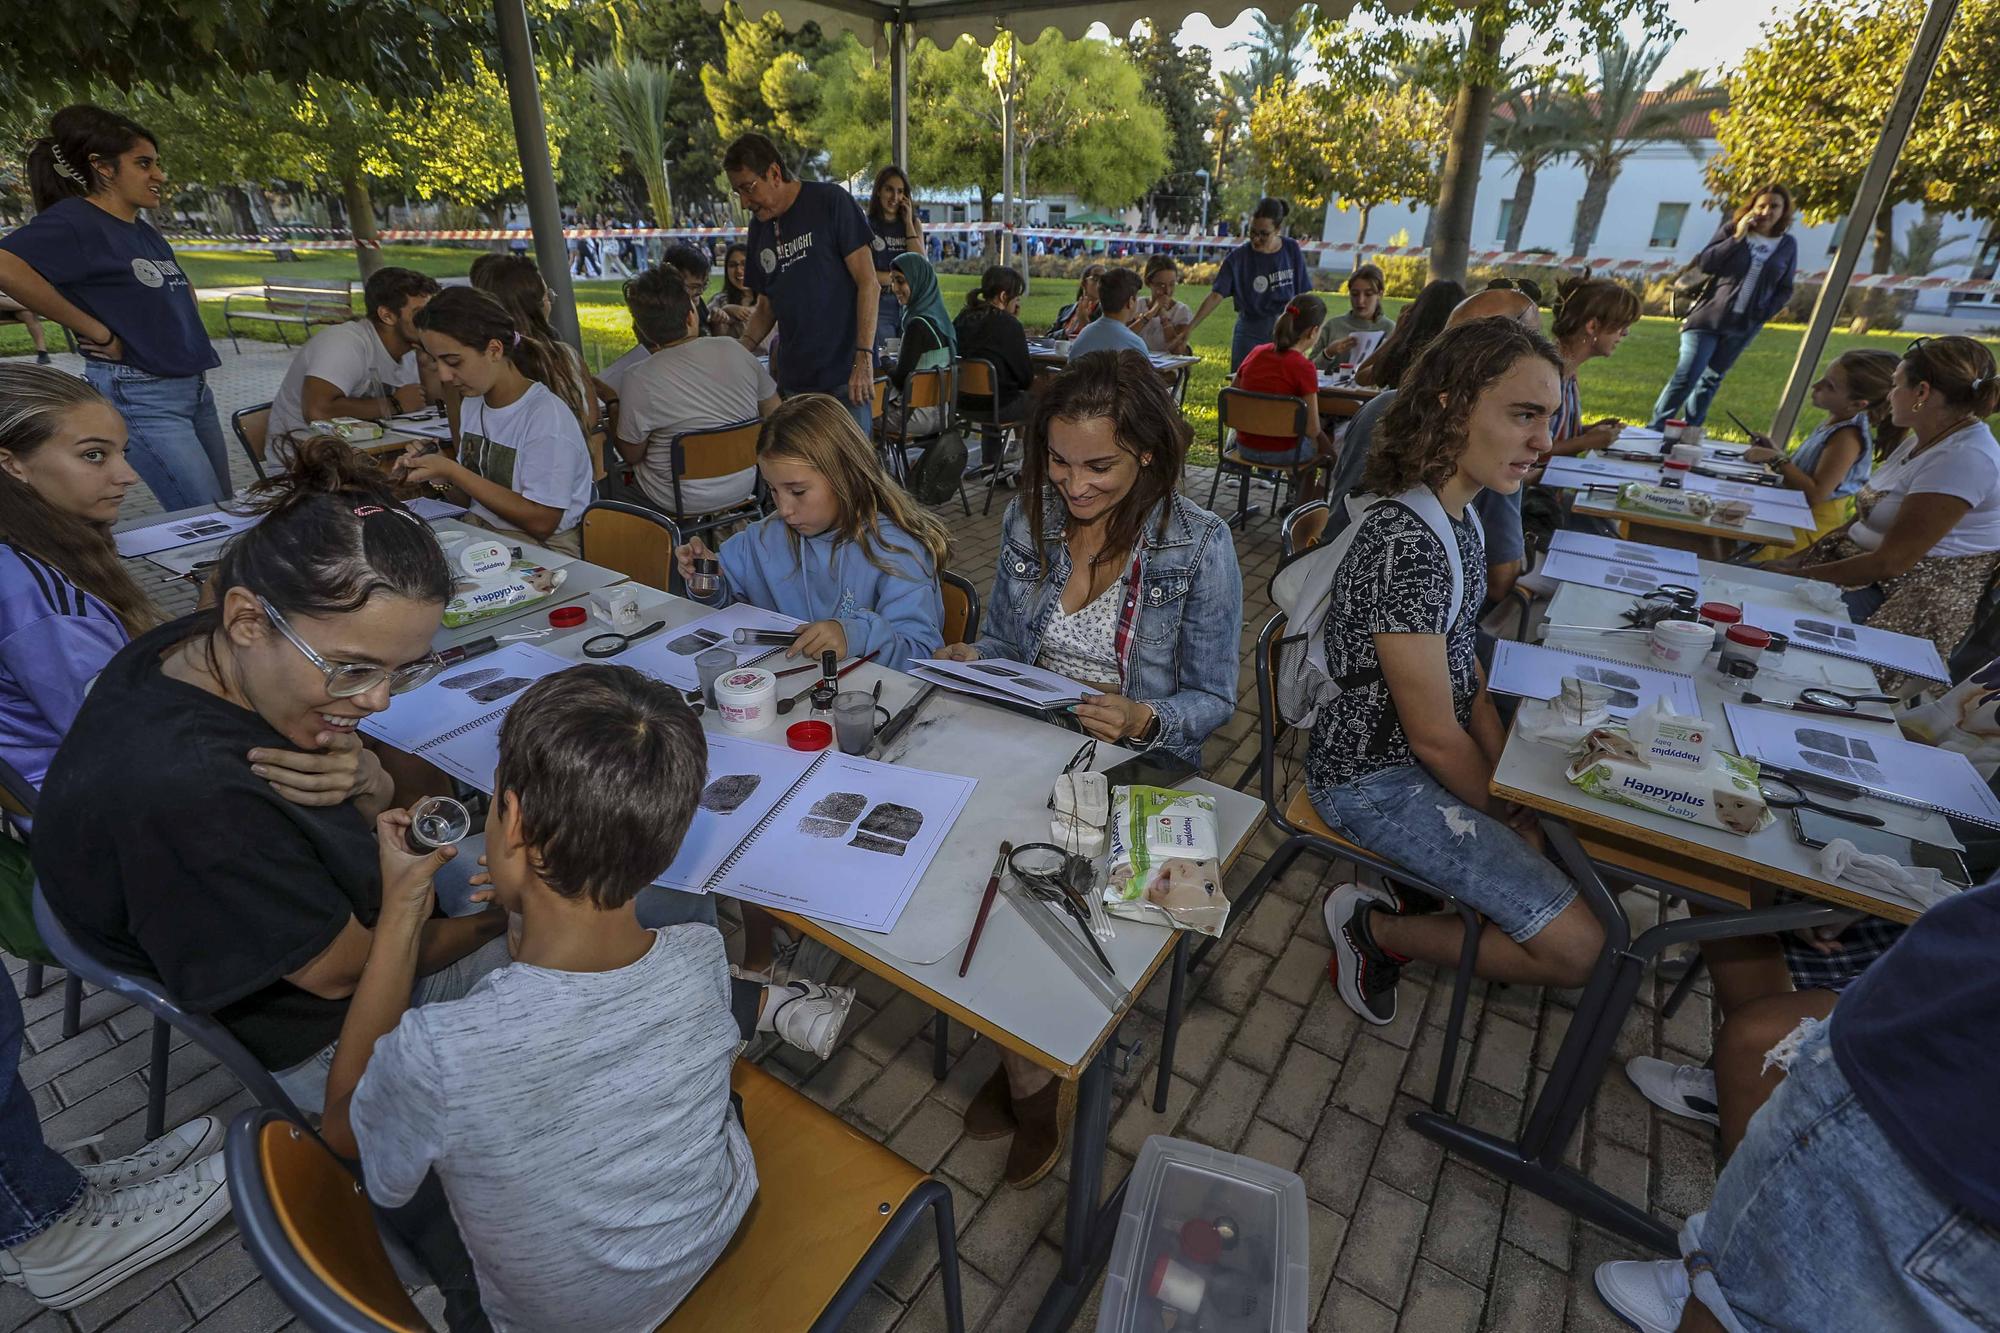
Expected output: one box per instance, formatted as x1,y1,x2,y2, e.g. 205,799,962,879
85,363,232,509
1683,1019,2000,1332
1310,763,1577,942
1650,326,1761,429
1230,314,1276,374
1,973,86,1247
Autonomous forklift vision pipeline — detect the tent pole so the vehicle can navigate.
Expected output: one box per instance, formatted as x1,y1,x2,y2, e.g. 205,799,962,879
1766,0,1959,444
891,14,910,173
495,0,582,349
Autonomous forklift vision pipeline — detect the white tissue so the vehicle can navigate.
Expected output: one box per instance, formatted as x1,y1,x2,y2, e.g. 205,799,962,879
1817,838,1955,908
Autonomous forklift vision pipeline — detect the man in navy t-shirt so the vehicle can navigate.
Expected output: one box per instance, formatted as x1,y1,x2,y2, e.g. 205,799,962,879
723,134,878,431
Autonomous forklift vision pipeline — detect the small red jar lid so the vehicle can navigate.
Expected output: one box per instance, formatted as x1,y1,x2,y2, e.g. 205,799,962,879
1698,601,1742,624
1662,458,1693,472
1725,624,1773,649
549,605,587,628
786,720,832,751
1178,1218,1223,1265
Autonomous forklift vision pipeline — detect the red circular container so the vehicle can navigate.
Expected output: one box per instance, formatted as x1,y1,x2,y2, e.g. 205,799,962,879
1724,624,1772,650
786,720,833,751
1662,458,1693,473
548,605,586,628
1698,601,1742,628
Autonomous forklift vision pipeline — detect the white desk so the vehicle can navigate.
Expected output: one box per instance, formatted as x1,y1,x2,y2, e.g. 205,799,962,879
1569,487,1801,553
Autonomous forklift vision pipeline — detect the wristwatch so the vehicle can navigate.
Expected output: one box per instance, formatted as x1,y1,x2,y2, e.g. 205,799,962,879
1127,710,1162,747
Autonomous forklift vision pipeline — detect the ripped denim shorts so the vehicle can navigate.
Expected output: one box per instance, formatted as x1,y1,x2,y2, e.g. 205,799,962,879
1310,761,1577,942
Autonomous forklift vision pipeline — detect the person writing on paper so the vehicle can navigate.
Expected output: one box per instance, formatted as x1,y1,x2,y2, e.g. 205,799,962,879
674,393,948,672
1308,263,1393,370
1130,255,1194,355
1311,318,1603,1029
1231,293,1337,500
1739,349,1901,557
265,267,440,450
934,353,1241,1186
399,287,594,556
1542,275,1640,457
1184,197,1313,372
0,366,157,789
1354,277,1464,389
1778,337,2000,669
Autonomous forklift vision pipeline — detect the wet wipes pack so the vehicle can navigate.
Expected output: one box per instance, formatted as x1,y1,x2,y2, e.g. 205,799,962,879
1626,696,1713,770
1104,786,1230,936
442,562,568,628
1564,729,1771,835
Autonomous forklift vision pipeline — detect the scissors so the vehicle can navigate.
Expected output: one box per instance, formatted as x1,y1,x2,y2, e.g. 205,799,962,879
1007,843,1116,974
581,619,666,659
1758,775,1886,827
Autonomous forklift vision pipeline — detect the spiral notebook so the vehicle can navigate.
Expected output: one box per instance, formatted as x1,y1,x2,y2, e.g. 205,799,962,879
1489,640,1702,720
1724,703,2000,829
1738,603,1950,684
360,644,571,756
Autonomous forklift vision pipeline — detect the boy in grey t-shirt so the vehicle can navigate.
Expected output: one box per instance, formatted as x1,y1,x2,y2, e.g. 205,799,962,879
319,667,767,1331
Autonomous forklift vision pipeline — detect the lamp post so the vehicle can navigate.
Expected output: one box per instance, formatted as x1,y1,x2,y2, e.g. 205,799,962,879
1195,167,1210,235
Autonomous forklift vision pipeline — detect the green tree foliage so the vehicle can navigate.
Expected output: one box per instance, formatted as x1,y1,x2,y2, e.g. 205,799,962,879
1486,76,1576,250
702,2,830,171
1234,9,1315,96
592,59,678,223
1557,38,1721,255
1122,22,1217,225
1708,0,2000,273
1250,77,1447,244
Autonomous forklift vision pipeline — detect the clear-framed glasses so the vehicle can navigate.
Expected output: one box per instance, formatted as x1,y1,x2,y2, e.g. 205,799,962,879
257,596,444,699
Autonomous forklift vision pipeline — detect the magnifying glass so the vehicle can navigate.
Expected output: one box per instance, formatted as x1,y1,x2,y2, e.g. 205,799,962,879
1757,776,1886,827
1008,842,1116,974
581,619,666,659
1799,687,1898,712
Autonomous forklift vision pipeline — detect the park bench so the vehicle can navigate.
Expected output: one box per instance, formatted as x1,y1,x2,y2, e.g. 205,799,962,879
221,276,355,352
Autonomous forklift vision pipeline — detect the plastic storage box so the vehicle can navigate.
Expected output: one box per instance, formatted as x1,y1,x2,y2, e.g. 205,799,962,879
1097,1135,1310,1332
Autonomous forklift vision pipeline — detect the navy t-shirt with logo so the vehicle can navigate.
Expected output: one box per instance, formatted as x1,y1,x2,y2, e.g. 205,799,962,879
1212,237,1313,326
869,214,909,277
0,196,218,378
746,181,872,396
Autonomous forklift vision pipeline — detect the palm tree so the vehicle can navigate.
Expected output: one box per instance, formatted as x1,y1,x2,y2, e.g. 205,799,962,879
1557,38,1723,257
1487,76,1577,251
1233,8,1314,95
590,59,676,227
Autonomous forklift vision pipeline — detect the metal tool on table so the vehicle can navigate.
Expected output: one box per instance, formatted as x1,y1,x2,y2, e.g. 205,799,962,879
581,619,666,659
1753,760,1869,802
1740,690,1898,722
995,845,1126,1009
1007,843,1117,971
874,682,938,748
1757,775,1887,827
776,651,877,714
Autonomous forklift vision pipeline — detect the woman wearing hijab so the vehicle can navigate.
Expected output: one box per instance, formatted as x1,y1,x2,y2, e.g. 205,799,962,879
881,251,957,438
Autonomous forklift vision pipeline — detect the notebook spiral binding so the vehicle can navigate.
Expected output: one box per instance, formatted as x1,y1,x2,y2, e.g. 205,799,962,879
418,707,510,751
702,751,830,891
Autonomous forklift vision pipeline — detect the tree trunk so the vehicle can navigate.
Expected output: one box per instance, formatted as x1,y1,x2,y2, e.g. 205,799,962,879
1429,11,1504,285
1571,164,1615,259
221,186,257,236
1356,204,1372,248
1505,164,1537,252
343,173,384,280
1848,203,1902,333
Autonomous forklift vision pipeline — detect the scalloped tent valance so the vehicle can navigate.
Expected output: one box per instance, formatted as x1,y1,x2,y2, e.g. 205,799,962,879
695,0,1425,50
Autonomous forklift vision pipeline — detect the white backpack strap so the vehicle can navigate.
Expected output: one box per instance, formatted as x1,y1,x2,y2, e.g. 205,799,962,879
1393,487,1473,635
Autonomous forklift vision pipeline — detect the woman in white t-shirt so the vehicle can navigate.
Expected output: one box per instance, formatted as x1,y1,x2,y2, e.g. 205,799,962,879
397,287,594,556
1130,255,1194,355
1781,336,2000,669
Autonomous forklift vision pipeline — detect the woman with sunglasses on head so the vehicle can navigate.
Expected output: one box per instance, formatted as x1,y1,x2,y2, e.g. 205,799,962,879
1183,198,1313,372
1777,336,2000,680
31,439,509,1116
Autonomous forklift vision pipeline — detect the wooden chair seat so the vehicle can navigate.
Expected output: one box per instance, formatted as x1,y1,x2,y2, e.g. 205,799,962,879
662,1064,930,1330
1283,784,1366,856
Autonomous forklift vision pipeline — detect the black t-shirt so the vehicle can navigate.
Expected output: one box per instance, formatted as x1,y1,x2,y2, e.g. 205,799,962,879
745,181,871,396
32,615,380,1070
1305,503,1485,798
955,305,1034,415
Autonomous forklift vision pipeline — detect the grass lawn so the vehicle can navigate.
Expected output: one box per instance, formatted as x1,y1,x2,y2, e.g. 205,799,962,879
5,243,1994,466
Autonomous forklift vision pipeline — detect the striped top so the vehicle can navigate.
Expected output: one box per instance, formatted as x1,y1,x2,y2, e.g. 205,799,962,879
0,543,130,788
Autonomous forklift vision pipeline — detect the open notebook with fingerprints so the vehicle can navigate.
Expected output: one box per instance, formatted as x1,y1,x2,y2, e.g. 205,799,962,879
359,643,571,755
1488,640,1703,721
1737,603,1950,685
1723,702,2000,830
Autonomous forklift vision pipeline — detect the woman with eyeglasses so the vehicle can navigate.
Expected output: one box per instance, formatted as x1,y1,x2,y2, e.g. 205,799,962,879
1183,197,1313,372
32,438,509,1113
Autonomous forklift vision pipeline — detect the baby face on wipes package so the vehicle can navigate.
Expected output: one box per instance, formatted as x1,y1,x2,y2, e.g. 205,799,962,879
1564,729,1771,835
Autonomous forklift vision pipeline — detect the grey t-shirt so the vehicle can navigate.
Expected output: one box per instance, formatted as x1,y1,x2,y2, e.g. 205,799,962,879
350,927,756,1332
616,337,775,516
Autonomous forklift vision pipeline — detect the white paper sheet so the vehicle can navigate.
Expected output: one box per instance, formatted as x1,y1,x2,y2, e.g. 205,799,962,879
359,644,572,752
909,656,1091,707
602,604,803,689
1738,603,1950,684
1538,550,1704,599
1346,330,1384,364
1683,473,1812,514
653,736,819,893
906,665,1033,709
1541,456,1664,487
1489,640,1702,720
113,509,260,557
1723,703,2000,828
720,751,977,932
1547,531,1699,574
386,411,454,441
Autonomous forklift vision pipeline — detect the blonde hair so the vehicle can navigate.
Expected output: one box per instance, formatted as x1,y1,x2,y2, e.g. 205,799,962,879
757,395,950,576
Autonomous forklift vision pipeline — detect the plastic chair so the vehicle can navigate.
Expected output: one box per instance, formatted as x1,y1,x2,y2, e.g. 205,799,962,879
651,419,764,543
1152,611,1484,1116
32,883,301,1139
939,569,982,647
229,1063,964,1332
233,403,274,479
1207,387,1321,529
580,501,684,595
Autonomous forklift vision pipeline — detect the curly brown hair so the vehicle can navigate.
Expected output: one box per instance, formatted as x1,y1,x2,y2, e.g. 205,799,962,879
1361,318,1563,497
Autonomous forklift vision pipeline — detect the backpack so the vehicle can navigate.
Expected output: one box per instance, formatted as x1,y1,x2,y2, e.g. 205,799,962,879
1268,486,1482,728
904,428,969,506
1669,263,1715,320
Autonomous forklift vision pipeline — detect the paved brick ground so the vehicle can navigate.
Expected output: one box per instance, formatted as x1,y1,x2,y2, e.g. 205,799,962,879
3,342,1716,1331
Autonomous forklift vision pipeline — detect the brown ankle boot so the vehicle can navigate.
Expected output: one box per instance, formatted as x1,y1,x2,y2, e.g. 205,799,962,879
1003,1076,1076,1189
962,1067,1016,1141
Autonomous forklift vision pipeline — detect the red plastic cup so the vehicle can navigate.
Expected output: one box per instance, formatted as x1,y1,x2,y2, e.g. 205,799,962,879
786,720,833,751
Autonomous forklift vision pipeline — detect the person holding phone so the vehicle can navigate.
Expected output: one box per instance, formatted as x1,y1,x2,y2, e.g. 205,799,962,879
866,166,923,356
1649,184,1798,430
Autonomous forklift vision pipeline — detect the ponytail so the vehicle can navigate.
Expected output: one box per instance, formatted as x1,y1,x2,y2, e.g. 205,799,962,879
963,264,1025,313
467,257,589,421
1272,294,1326,351
1830,349,1904,459
27,104,158,213
414,286,586,421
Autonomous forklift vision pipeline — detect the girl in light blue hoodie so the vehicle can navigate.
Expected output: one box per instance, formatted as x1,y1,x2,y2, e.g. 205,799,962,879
676,393,948,673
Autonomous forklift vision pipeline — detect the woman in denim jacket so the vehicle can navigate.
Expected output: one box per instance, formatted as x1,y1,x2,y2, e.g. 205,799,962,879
943,349,1241,768
935,349,1241,1189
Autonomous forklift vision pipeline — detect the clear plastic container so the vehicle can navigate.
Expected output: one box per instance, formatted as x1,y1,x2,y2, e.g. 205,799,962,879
1097,1136,1310,1333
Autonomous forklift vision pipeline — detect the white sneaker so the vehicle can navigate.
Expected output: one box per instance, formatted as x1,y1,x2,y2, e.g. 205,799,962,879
1626,1056,1721,1127
79,1116,225,1191
766,980,856,1059
7,1156,232,1311
1594,1258,1691,1333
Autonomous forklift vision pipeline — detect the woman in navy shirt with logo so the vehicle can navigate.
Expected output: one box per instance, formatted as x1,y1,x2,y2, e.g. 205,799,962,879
1184,197,1314,372
866,166,923,355
0,105,230,509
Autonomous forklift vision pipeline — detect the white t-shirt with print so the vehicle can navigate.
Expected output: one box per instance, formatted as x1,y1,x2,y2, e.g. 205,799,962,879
267,319,419,444
1133,297,1193,354
458,381,595,536
615,339,775,516
1851,420,2000,558
1732,235,1779,316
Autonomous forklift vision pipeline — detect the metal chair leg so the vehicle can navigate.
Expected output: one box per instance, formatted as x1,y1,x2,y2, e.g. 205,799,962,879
931,1011,949,1081
1152,934,1189,1112
1659,952,1707,1020
61,974,82,1039
23,962,44,998
1432,905,1482,1114
145,1018,171,1142
930,1182,966,1333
